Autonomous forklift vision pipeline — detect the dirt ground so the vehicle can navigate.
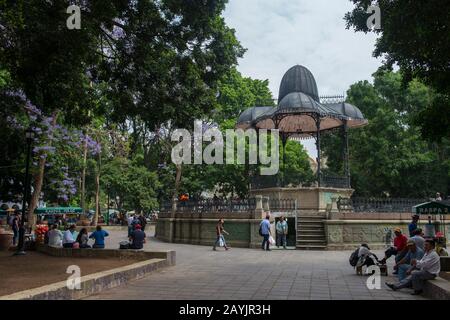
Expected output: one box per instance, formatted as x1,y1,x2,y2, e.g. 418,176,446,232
0,251,143,296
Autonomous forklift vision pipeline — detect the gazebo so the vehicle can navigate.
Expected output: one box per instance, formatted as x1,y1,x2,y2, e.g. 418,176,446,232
237,65,368,189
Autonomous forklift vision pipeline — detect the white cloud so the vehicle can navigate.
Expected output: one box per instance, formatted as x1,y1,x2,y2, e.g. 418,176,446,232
223,0,382,156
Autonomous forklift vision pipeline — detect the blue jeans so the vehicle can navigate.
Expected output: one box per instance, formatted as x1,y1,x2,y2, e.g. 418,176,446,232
277,233,287,248
262,234,270,250
397,264,412,281
213,235,227,249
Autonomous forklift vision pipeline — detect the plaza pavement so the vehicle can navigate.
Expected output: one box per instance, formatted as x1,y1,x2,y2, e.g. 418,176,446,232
85,227,427,300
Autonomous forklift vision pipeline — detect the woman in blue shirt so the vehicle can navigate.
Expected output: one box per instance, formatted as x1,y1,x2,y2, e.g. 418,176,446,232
89,226,109,248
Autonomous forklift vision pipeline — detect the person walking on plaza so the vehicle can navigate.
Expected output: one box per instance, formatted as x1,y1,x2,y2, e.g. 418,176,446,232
379,228,408,272
89,225,109,249
386,239,441,295
260,214,272,251
47,224,63,248
213,218,230,251
394,240,424,281
276,216,288,249
408,214,420,237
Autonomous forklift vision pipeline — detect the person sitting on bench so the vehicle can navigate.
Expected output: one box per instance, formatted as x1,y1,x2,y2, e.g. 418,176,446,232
129,224,146,249
379,228,408,273
385,239,441,295
394,239,424,281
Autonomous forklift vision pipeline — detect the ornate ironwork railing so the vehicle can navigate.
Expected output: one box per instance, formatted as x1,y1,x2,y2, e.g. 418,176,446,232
161,198,257,214
338,197,427,213
320,175,350,189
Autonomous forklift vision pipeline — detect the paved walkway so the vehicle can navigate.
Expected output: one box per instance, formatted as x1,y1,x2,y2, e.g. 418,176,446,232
86,227,427,300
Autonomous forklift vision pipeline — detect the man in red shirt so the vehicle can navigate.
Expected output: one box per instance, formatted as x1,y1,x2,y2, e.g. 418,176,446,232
380,228,408,273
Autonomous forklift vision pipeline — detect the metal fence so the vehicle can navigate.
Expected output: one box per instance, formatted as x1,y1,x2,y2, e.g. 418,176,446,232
161,198,257,214
320,175,350,189
338,197,427,213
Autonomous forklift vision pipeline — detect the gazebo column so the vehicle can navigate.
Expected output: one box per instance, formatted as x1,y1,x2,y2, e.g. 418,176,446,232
342,122,350,188
281,134,288,187
316,117,322,187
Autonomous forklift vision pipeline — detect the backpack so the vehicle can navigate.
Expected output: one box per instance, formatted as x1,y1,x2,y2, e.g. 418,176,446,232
258,221,264,236
349,248,360,267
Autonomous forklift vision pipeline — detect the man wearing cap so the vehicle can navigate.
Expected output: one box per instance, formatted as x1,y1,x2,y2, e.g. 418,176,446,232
408,215,420,237
379,228,408,271
394,239,424,281
129,224,146,249
386,239,441,295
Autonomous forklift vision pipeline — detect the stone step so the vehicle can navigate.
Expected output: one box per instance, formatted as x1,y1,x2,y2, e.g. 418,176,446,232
296,239,327,244
424,277,450,300
297,234,326,239
296,245,327,250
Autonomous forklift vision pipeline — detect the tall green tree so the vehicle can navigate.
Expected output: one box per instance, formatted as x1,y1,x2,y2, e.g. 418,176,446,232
345,0,450,141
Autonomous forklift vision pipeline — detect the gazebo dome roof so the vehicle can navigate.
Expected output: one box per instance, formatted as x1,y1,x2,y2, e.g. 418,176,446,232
236,106,275,129
278,65,319,103
278,92,339,117
325,102,368,128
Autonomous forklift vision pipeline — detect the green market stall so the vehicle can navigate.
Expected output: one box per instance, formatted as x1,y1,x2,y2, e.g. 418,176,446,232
34,207,83,225
413,201,449,246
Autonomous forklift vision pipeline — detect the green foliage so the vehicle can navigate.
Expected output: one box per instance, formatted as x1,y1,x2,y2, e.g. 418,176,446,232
345,0,450,141
101,157,160,212
322,70,449,197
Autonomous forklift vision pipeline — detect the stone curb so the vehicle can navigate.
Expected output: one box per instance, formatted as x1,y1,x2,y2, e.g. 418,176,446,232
0,258,169,300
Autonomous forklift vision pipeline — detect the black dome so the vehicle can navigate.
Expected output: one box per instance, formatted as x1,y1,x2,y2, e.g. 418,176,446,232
278,65,319,103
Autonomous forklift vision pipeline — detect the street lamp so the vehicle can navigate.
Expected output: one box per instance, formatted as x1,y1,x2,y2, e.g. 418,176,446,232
15,127,34,255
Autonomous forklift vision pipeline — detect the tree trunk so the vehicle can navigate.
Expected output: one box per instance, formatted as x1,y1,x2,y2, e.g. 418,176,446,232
80,135,88,216
28,111,59,228
93,144,101,226
173,164,182,200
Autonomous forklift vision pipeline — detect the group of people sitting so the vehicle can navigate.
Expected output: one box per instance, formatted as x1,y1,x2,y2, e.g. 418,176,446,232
356,214,445,295
46,224,109,249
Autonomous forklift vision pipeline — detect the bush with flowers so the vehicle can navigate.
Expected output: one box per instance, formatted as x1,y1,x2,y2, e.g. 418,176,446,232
34,224,49,244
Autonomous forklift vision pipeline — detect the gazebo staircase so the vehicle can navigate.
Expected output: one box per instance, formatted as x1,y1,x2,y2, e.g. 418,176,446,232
296,215,327,250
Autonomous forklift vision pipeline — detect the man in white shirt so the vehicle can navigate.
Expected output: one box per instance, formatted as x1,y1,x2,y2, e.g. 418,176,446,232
386,239,441,295
62,225,76,248
47,224,63,247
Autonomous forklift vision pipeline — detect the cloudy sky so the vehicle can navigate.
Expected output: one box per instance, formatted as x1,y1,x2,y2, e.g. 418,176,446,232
223,0,382,156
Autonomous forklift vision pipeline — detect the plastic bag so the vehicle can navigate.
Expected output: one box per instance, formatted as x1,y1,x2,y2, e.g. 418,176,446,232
219,237,225,247
269,236,275,245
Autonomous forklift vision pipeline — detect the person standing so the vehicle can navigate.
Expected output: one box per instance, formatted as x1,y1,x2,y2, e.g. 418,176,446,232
138,214,147,232
408,214,420,237
11,212,20,246
386,239,441,295
89,225,109,249
213,218,229,251
260,214,272,251
276,216,288,249
127,214,134,237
